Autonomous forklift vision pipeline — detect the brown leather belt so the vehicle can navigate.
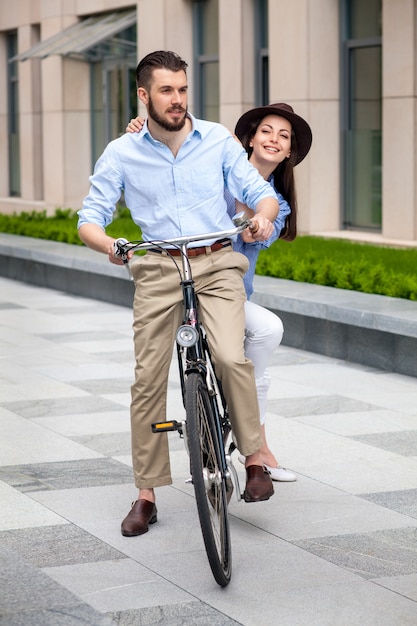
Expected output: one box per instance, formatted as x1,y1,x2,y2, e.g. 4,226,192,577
148,238,232,257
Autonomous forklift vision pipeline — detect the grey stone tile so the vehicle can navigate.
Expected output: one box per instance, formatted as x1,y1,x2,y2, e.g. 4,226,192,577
0,481,67,531
72,432,131,457
294,527,417,579
267,394,378,417
43,558,196,614
265,360,417,411
376,572,417,602
1,396,126,418
0,606,116,626
349,430,417,456
38,330,128,343
229,478,417,541
224,578,417,626
0,524,126,568
269,348,322,367
359,488,417,519
0,302,25,310
3,275,417,625
34,362,132,383
98,351,134,365
296,408,417,437
31,410,130,438
38,302,127,316
74,379,133,395
0,458,133,492
107,602,241,625
0,550,67,612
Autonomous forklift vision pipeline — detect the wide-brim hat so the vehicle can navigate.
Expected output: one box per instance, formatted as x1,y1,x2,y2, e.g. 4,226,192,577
235,102,312,165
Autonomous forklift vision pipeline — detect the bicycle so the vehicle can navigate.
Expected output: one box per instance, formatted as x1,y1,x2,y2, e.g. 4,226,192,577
114,212,254,587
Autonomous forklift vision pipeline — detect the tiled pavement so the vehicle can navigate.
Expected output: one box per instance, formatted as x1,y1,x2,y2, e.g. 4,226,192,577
1,276,417,626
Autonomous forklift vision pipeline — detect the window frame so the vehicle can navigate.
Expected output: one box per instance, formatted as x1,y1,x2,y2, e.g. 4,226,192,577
254,0,269,106
192,0,219,120
7,31,20,197
340,0,382,231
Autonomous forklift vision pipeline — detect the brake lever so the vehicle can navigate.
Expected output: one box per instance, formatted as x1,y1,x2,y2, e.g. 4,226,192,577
232,211,259,234
113,238,133,280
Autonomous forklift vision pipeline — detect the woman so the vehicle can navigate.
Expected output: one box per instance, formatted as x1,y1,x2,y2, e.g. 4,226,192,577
126,103,312,481
231,103,312,480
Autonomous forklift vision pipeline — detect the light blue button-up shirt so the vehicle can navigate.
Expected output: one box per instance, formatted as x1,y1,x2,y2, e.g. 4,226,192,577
225,181,290,299
78,114,277,246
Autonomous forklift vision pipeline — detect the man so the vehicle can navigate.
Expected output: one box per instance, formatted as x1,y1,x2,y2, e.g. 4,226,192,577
78,50,278,537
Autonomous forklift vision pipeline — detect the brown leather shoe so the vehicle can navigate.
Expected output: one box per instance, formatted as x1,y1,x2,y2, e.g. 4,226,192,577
243,465,274,503
121,499,157,537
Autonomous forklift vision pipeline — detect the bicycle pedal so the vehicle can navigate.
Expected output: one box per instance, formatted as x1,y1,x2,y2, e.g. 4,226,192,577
152,420,182,433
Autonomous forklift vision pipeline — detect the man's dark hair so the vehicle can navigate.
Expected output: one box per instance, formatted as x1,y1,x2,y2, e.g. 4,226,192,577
136,50,188,90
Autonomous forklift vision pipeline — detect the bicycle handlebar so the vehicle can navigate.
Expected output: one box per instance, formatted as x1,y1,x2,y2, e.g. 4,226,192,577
113,211,256,257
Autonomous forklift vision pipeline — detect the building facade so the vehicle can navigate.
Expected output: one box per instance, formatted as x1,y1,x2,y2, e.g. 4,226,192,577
0,0,416,245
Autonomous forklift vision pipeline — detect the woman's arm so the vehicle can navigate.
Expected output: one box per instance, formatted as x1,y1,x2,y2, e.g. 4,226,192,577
238,197,278,243
239,193,291,245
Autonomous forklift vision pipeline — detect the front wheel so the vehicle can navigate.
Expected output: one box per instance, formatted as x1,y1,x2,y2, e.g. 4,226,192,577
185,371,231,586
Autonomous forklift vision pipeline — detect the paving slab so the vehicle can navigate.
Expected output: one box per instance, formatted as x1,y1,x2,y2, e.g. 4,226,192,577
1,276,417,626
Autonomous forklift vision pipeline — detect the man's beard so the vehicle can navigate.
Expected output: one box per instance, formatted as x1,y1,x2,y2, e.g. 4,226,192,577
148,96,187,132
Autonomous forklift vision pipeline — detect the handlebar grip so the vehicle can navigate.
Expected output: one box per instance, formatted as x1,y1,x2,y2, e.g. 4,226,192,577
114,237,129,257
113,238,133,281
249,221,259,234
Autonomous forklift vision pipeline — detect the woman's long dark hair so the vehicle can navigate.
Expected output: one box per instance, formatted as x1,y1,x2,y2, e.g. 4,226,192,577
240,118,298,241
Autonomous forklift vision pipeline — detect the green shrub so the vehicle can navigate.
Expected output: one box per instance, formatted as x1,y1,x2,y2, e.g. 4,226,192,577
257,236,417,300
1,209,417,300
0,207,142,245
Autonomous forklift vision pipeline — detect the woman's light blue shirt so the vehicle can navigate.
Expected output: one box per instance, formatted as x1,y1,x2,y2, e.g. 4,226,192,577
226,183,290,299
78,114,277,247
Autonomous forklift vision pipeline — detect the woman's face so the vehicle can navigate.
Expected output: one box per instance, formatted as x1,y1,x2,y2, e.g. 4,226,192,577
249,114,292,172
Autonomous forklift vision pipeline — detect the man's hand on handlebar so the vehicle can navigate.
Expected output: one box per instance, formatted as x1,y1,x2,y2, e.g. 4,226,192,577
110,238,135,266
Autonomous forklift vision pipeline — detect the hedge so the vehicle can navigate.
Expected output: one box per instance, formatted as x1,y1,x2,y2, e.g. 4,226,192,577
1,208,417,300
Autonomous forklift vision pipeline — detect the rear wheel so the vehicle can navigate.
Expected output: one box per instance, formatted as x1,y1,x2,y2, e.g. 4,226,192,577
185,371,231,586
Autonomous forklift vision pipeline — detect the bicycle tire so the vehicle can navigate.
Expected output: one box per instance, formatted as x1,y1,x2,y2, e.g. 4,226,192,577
185,371,232,586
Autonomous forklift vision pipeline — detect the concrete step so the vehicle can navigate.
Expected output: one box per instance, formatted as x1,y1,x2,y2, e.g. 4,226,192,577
1,232,417,377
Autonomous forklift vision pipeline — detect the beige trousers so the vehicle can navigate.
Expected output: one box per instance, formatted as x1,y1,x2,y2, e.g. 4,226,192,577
129,246,262,489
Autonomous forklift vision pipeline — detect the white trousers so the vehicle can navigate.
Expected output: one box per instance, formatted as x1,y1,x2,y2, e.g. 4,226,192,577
244,300,284,425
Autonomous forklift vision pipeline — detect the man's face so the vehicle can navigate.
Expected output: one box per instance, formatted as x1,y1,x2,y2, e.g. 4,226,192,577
139,68,188,132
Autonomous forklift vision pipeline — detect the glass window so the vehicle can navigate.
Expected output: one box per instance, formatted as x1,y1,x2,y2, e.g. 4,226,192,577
348,0,382,38
341,0,382,230
193,0,219,121
7,31,20,196
90,22,137,166
255,0,269,105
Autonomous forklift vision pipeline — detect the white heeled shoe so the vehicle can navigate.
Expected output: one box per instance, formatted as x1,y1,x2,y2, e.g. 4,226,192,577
238,455,297,482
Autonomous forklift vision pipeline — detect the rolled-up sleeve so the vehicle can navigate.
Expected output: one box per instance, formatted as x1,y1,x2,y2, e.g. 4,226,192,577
77,143,124,229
